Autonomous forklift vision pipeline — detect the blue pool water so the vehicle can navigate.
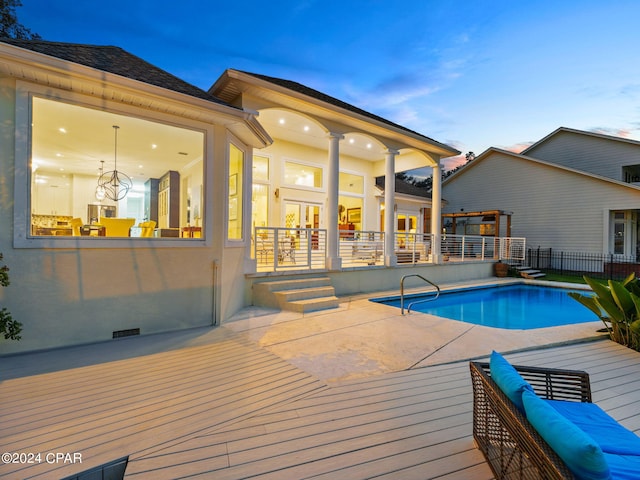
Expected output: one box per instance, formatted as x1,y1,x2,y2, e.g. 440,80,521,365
371,284,598,330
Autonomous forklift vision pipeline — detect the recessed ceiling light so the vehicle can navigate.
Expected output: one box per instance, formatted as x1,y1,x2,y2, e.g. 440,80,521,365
366,143,372,149
138,165,143,168
279,118,285,125
349,138,355,144
303,125,309,132
58,127,67,134
151,144,157,149
55,153,63,157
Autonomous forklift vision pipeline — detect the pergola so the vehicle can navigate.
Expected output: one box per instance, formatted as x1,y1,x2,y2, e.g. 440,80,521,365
442,209,513,237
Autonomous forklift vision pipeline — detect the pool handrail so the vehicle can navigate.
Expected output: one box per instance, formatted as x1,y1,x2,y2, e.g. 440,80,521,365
400,274,441,315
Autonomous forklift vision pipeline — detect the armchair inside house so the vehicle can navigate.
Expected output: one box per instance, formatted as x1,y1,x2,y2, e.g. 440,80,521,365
138,221,156,237
100,218,136,237
70,217,83,236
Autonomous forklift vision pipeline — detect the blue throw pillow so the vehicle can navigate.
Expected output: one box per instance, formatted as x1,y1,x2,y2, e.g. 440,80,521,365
522,389,611,480
489,351,532,412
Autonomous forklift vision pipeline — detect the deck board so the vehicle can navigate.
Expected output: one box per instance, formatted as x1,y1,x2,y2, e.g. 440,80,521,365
2,332,640,479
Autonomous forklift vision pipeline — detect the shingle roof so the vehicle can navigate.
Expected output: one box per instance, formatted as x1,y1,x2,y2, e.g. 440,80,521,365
239,71,458,153
375,176,431,199
0,38,228,104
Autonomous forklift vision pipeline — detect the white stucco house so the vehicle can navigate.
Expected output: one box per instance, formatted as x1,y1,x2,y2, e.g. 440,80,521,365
442,127,640,258
2,38,517,355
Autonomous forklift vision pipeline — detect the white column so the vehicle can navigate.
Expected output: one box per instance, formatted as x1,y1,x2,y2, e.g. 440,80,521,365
384,149,398,267
326,132,343,270
430,160,442,263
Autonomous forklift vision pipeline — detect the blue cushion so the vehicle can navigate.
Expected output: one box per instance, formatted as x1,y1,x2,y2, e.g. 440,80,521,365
546,400,640,456
489,351,532,412
604,453,640,479
522,389,611,480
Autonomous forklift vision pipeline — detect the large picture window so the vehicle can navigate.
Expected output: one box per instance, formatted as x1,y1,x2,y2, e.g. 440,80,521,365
29,97,205,240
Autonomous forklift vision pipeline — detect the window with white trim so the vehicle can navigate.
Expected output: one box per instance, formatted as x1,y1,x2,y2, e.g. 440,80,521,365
29,96,205,240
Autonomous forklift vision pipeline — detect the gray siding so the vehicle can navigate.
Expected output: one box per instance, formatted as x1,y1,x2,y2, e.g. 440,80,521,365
525,130,640,182
443,152,640,253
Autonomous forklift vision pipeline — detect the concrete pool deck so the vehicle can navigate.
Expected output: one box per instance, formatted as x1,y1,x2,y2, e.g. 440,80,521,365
225,278,607,383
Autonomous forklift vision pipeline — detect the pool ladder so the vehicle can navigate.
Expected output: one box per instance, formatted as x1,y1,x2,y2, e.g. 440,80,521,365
400,274,441,315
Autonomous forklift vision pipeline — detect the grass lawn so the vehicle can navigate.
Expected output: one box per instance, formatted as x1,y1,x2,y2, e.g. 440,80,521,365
531,272,608,285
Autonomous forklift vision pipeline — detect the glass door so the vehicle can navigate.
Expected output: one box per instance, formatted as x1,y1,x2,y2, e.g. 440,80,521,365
396,212,418,248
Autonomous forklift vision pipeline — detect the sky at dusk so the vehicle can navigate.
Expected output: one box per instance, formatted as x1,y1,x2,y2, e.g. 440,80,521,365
13,0,640,171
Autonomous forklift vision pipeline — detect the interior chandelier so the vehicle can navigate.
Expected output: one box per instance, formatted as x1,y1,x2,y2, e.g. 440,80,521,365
96,125,132,201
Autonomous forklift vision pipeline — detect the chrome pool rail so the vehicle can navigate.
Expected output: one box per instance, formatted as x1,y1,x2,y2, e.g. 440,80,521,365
400,274,441,315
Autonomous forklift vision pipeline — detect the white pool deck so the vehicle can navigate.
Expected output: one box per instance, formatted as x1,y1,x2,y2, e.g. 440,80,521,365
3,278,639,479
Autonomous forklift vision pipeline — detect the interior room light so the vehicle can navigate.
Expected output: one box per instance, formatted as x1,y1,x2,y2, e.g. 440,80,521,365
58,127,67,134
279,118,285,125
95,160,106,201
96,125,132,201
303,125,309,132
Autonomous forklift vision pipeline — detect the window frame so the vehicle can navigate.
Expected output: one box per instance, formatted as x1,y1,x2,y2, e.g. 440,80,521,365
282,158,325,193
14,81,212,249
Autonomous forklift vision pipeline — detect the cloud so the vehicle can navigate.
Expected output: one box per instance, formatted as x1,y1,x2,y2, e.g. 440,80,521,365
497,142,534,154
588,127,636,139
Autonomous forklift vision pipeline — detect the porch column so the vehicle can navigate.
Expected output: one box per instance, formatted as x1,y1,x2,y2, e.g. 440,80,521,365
384,148,398,267
326,132,343,270
431,160,442,263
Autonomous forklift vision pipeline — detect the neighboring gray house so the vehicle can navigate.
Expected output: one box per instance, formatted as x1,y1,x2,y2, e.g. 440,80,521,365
442,127,640,257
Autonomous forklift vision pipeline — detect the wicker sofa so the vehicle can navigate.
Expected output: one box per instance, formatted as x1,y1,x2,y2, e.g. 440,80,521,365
470,354,640,479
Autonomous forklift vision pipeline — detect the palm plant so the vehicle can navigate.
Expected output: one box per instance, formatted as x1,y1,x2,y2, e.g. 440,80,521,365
569,273,640,351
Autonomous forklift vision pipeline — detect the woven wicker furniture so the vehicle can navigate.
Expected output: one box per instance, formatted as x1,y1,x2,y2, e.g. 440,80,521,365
469,361,592,479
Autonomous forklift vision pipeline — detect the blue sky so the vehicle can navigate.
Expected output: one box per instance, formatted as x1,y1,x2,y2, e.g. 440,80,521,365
15,0,640,171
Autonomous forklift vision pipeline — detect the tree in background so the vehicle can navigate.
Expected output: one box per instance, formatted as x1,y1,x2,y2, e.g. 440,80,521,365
399,151,476,191
1,0,40,39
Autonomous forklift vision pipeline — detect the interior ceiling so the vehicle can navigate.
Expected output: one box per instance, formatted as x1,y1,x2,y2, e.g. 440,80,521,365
31,98,204,187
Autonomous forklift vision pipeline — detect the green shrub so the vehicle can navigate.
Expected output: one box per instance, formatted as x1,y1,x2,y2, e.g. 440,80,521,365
569,273,640,351
0,253,22,341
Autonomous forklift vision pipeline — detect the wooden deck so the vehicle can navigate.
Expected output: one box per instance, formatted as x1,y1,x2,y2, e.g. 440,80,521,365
2,331,640,479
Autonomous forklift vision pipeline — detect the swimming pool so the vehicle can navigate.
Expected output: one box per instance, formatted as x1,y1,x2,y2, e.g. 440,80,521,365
371,284,598,330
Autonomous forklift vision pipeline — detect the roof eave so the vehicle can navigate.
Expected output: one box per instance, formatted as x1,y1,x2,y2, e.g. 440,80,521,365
214,69,459,157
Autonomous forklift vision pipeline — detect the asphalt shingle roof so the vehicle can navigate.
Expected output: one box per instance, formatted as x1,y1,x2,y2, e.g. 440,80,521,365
375,176,431,199
0,38,228,104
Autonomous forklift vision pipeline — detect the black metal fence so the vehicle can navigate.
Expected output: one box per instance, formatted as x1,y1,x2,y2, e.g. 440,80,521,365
526,247,640,281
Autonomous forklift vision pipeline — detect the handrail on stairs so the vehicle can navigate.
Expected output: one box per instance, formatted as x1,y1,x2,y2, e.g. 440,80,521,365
400,274,441,315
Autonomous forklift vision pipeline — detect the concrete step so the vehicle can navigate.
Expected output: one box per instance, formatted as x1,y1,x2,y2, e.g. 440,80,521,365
286,295,340,313
254,277,332,294
275,286,336,303
519,268,546,279
253,276,339,312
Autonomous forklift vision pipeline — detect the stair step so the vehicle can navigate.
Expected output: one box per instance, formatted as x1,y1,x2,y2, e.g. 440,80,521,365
254,277,332,293
275,286,336,302
522,272,546,279
285,296,340,313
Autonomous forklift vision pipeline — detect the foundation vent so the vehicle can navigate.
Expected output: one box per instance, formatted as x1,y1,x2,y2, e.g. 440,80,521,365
112,328,140,339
